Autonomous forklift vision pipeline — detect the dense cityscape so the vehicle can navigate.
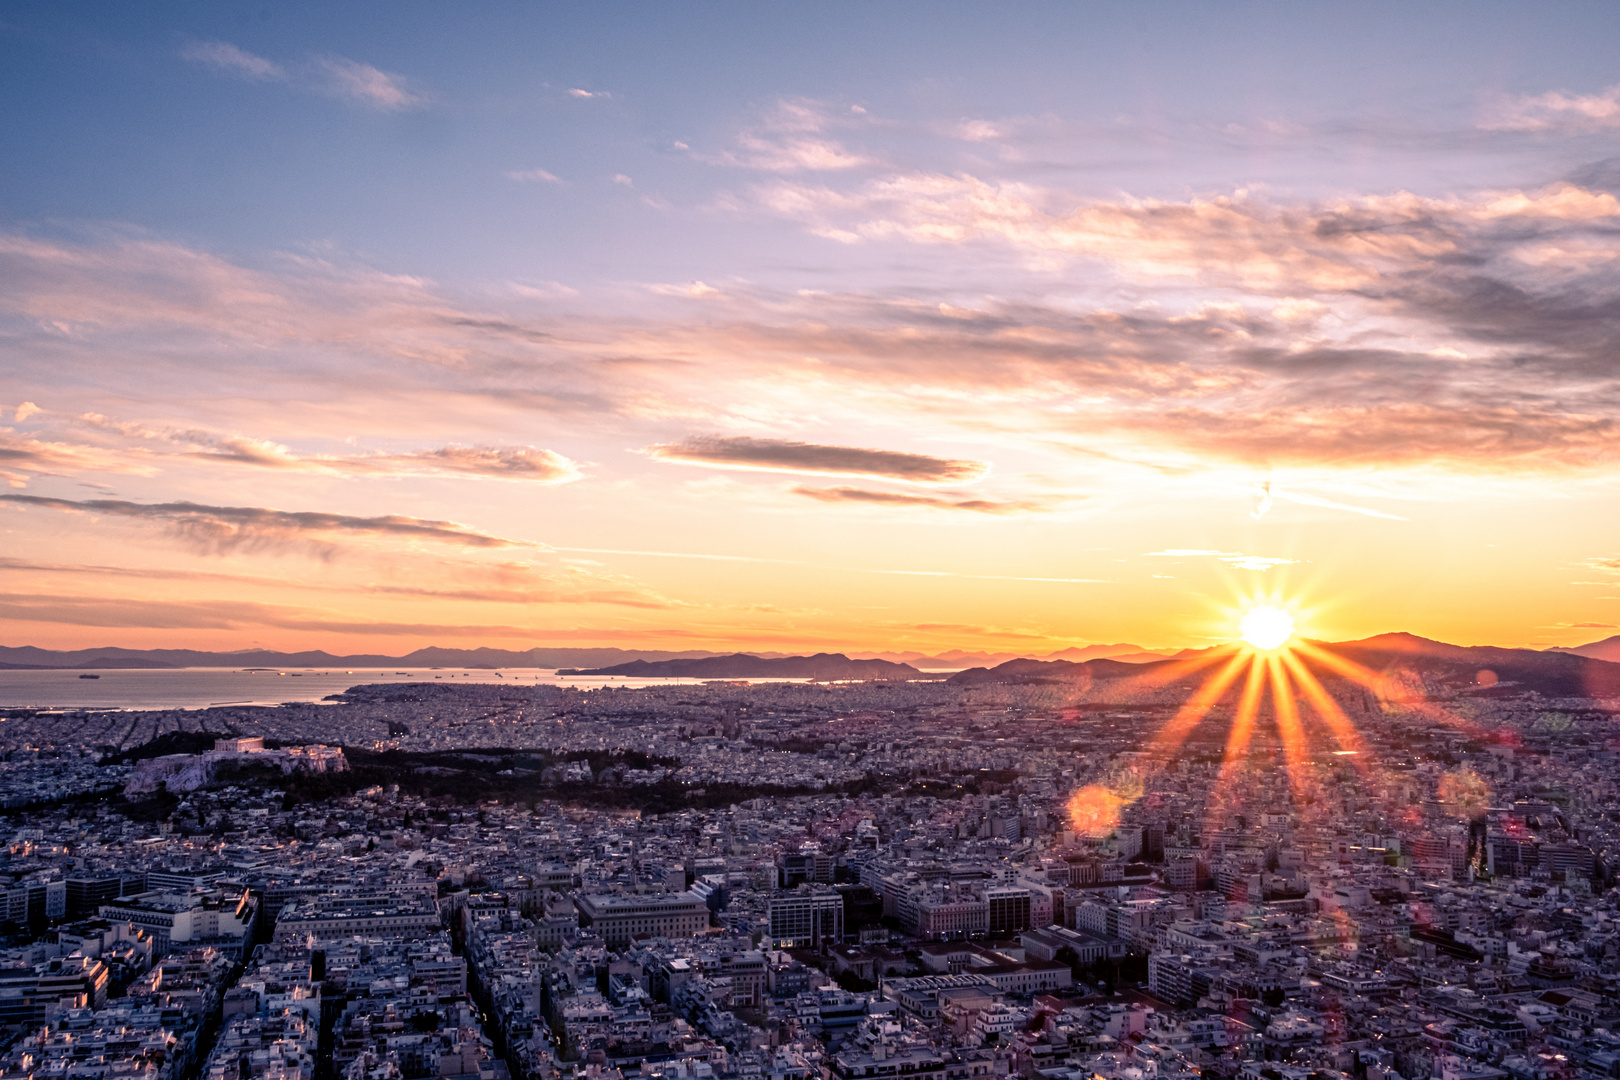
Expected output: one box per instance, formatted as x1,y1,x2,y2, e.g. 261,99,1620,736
0,641,1615,1080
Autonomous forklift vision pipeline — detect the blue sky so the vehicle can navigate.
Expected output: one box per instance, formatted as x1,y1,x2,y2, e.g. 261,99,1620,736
5,2,1620,654
8,1,1614,281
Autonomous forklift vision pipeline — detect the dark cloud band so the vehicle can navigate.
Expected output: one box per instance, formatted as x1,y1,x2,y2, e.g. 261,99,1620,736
0,494,523,554
647,435,986,483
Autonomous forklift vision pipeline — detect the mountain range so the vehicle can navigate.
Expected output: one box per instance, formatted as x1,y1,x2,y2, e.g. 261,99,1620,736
0,642,1173,671
947,631,1620,699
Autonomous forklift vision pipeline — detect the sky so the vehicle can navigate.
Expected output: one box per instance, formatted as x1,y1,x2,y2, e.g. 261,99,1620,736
5,1,1620,656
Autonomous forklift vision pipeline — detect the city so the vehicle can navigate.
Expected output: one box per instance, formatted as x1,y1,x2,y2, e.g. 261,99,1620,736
0,632,1615,1080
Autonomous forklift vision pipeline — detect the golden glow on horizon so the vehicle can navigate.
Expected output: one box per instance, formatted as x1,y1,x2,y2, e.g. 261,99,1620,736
1070,586,1442,836
1239,605,1295,650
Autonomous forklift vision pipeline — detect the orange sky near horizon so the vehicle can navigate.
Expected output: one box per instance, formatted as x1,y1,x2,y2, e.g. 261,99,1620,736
5,5,1620,658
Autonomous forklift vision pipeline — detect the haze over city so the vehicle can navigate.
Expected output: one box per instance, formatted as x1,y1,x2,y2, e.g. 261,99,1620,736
5,3,1620,656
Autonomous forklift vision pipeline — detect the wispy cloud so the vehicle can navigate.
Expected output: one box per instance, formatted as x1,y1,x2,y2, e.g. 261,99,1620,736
1268,489,1408,521
1483,84,1620,132
646,436,986,483
180,40,285,81
648,281,720,298
708,99,873,172
0,430,158,486
504,168,563,184
949,119,1003,142
310,55,427,110
792,485,1042,514
0,495,529,557
354,446,580,481
0,592,580,636
181,41,428,110
31,414,585,484
0,556,677,610
1147,549,1299,572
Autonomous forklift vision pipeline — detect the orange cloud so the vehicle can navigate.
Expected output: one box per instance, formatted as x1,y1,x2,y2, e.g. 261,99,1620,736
792,485,1042,514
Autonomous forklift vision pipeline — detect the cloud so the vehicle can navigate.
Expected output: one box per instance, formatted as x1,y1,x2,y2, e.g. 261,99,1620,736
180,40,285,81
0,494,528,557
0,592,577,636
567,88,602,98
312,55,427,110
0,556,676,611
649,281,720,298
950,119,1003,142
728,135,871,172
0,430,158,484
182,41,427,110
1483,84,1620,132
1250,482,1273,519
349,446,580,482
13,402,40,422
504,168,562,184
1147,549,1299,571
792,485,1043,514
1220,554,1298,572
15,183,1620,491
1268,489,1408,521
1249,480,1404,522
752,173,1619,290
50,416,583,484
645,436,987,483
709,99,873,172
1572,622,1617,629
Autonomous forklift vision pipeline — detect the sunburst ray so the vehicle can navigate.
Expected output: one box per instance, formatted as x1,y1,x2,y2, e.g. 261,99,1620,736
1146,651,1250,760
1267,654,1317,807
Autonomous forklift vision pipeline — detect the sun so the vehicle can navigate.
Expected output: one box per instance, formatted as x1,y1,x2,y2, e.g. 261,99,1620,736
1240,605,1295,650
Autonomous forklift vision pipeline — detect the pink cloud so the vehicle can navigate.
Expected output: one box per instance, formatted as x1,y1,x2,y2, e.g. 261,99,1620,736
1483,84,1620,132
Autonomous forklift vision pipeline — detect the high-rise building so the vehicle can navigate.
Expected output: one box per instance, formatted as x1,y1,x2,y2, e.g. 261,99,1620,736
768,885,844,947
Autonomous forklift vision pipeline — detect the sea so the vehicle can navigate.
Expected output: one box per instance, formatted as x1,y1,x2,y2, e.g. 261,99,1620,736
0,667,789,712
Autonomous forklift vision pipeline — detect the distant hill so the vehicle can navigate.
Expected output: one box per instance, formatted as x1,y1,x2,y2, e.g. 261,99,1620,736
1328,632,1620,698
863,643,1173,668
948,656,1156,686
1551,634,1620,663
947,632,1620,699
0,656,179,671
560,652,924,680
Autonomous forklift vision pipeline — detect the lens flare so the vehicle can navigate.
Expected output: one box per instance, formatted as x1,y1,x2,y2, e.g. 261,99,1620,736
1240,605,1295,650
1066,785,1124,837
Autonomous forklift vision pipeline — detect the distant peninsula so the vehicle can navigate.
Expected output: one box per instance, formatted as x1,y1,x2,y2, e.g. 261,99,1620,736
0,645,736,671
558,652,925,680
